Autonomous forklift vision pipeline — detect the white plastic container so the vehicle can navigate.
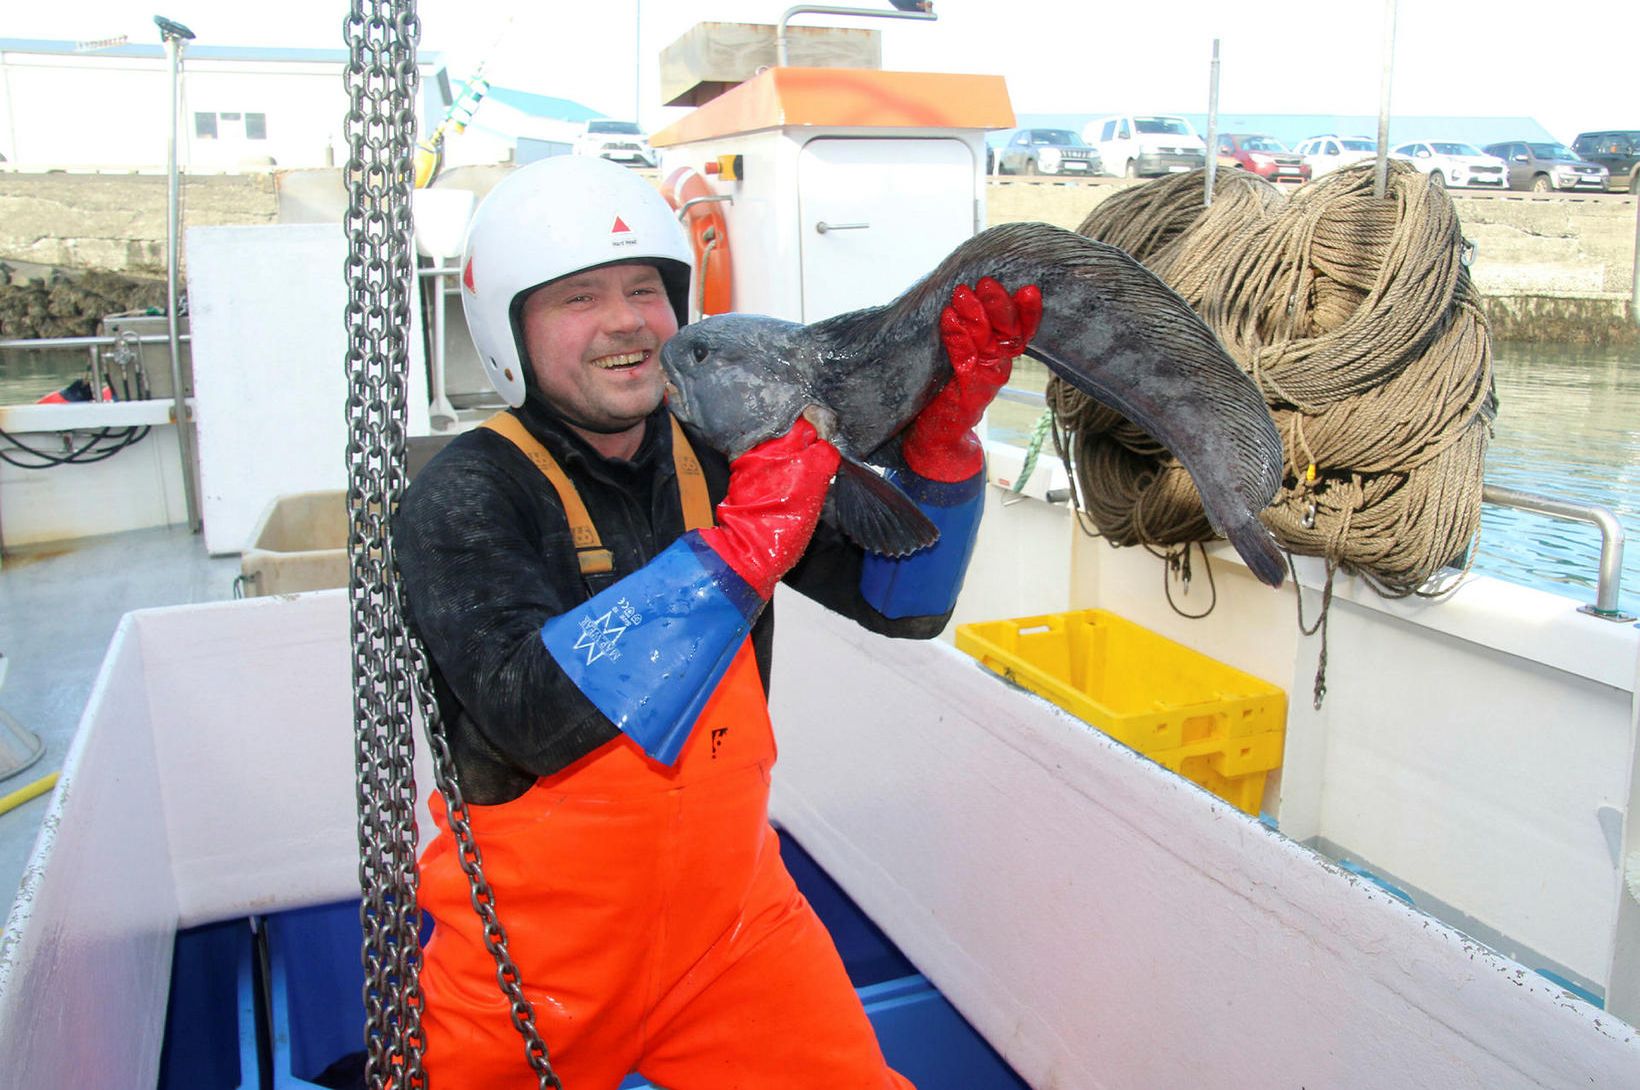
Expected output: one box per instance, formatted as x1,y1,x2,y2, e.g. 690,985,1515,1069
239,490,348,596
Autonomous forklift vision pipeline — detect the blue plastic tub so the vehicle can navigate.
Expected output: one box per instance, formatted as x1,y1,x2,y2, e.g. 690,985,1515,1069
157,918,262,1090
778,830,917,988
265,900,368,1088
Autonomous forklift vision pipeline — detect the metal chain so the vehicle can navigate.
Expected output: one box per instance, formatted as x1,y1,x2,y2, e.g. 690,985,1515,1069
343,4,559,1088
343,2,425,1085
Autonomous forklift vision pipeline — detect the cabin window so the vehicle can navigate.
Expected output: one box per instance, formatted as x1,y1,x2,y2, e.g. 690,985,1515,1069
194,112,217,139
246,113,268,140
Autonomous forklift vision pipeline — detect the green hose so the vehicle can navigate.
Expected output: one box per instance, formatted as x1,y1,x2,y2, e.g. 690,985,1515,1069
1010,408,1055,493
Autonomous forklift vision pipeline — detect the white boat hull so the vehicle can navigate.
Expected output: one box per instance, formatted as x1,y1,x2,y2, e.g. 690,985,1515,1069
3,532,1637,1086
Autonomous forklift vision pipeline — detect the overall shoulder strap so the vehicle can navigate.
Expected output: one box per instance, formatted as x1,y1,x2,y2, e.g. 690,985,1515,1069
668,415,714,532
481,412,717,576
481,412,614,576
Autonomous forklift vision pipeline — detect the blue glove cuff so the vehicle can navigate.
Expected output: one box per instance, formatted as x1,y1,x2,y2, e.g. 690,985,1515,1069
540,535,762,765
860,468,985,619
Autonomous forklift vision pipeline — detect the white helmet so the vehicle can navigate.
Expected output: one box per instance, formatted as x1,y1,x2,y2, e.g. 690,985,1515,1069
458,156,693,407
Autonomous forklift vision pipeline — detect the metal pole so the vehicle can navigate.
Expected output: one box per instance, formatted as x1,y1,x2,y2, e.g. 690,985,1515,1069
1204,39,1220,209
428,265,457,429
159,17,200,531
777,4,937,67
1631,184,1639,326
1374,0,1397,199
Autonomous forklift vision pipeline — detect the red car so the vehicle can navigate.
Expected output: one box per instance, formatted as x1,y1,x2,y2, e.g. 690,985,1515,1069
1215,133,1311,184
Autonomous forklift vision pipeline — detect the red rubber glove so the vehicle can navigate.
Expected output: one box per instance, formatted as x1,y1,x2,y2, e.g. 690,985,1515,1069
698,417,841,599
901,276,1043,483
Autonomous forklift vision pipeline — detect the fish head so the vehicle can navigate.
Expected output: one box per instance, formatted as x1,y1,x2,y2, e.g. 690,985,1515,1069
660,314,824,458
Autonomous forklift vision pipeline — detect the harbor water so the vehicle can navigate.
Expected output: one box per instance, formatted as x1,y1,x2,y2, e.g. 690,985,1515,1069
991,340,1640,615
1481,341,1640,615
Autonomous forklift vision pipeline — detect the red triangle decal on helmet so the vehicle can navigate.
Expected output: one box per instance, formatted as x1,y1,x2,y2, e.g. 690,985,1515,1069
462,256,475,293
611,216,631,233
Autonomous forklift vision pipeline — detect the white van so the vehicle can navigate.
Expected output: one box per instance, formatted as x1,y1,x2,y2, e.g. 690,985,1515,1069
1084,114,1206,179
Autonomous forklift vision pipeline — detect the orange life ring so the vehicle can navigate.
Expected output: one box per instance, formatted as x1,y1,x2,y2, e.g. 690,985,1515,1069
662,166,733,318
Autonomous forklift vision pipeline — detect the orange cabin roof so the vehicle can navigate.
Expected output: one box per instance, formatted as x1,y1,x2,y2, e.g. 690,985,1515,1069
650,67,1014,147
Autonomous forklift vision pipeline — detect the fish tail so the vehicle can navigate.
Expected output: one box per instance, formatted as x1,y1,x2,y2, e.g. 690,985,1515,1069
1227,516,1287,588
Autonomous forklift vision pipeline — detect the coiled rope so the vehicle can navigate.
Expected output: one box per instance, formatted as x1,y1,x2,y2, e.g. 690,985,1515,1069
1051,161,1496,602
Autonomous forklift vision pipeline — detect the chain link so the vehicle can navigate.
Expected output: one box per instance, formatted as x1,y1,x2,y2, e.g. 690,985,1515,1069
343,4,559,1087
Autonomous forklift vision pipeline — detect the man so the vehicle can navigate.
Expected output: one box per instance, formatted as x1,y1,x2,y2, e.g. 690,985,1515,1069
393,155,1039,1089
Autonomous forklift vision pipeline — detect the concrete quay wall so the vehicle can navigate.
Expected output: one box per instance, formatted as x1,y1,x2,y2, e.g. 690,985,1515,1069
0,169,1634,344
987,176,1639,345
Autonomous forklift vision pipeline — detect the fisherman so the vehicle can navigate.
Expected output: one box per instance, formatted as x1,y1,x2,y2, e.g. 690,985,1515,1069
391,154,1040,1089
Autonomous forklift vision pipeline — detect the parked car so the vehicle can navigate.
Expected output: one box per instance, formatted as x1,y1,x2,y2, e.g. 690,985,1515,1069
1572,130,1640,192
1292,135,1377,179
1480,141,1608,193
573,120,657,169
1390,141,1507,190
1084,114,1205,178
995,128,1103,177
1215,133,1310,184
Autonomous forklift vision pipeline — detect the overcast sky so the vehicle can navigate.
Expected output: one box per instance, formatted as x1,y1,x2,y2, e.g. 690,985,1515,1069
8,1,1630,143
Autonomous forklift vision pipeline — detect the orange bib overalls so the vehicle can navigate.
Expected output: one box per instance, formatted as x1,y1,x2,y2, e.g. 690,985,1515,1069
415,414,914,1090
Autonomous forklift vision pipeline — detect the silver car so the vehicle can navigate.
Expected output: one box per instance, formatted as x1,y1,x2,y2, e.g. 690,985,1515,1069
996,128,1103,177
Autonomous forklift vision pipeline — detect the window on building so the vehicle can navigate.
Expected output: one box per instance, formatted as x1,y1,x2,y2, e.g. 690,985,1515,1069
191,110,268,143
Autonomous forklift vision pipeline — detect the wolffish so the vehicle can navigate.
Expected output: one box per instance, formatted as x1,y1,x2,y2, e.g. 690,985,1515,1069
660,221,1287,587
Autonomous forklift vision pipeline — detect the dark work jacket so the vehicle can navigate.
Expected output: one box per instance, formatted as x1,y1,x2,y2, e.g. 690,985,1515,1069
392,401,951,805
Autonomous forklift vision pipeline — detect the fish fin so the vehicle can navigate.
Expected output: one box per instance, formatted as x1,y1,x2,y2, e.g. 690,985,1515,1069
1227,516,1287,589
1025,345,1286,588
831,457,940,557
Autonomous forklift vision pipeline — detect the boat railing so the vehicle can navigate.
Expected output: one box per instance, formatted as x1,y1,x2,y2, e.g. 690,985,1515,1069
0,332,192,406
989,384,1634,622
1482,484,1632,620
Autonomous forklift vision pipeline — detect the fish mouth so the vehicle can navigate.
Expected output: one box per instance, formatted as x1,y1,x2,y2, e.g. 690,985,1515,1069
662,378,696,422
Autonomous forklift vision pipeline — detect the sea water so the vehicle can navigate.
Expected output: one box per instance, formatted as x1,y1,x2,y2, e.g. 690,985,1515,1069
1482,341,1640,615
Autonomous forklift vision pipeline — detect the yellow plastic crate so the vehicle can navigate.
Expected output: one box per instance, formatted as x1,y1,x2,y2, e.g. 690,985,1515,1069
954,610,1287,814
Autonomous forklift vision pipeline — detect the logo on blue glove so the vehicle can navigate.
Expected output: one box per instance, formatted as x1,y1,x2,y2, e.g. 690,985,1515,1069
572,597,643,664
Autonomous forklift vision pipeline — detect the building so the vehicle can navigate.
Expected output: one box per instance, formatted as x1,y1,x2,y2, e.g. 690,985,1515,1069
0,38,464,172
0,38,613,176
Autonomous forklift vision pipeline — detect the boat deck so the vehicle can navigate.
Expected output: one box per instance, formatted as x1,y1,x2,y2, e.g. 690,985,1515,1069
0,526,241,909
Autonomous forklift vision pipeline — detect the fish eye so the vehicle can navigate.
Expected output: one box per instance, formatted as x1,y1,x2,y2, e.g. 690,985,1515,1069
691,343,710,363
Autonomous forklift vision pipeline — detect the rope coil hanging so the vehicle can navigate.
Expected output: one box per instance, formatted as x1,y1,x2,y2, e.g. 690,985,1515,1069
1051,160,1497,603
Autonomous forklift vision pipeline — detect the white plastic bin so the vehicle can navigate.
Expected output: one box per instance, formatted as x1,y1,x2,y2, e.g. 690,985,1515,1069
239,490,348,596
